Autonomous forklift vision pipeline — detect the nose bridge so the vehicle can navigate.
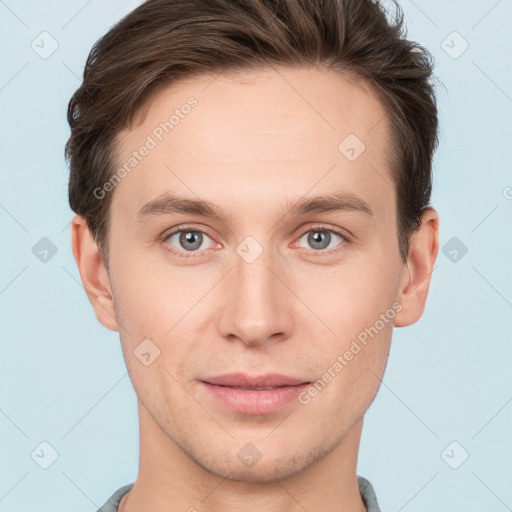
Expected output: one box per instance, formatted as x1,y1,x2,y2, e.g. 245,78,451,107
218,238,292,344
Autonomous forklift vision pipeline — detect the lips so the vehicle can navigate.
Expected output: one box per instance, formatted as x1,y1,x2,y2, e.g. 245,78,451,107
230,386,284,391
202,372,309,388
200,374,312,414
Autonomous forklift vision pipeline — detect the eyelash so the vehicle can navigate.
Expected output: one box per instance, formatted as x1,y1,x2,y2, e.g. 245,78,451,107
161,224,347,259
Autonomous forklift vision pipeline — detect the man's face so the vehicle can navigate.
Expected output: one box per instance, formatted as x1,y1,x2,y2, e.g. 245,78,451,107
102,66,408,481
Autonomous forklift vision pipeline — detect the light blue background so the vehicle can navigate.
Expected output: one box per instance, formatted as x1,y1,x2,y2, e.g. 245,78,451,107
1,1,511,511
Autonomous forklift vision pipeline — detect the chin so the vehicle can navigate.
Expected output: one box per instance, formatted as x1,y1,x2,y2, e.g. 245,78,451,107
191,442,325,483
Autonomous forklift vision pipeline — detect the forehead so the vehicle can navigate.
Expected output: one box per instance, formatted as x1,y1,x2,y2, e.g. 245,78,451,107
111,66,393,221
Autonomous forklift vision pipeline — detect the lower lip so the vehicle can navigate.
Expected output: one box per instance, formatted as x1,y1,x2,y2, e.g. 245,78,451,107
201,382,310,415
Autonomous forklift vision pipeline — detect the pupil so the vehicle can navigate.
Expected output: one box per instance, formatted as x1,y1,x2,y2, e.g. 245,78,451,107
309,230,329,250
181,231,202,251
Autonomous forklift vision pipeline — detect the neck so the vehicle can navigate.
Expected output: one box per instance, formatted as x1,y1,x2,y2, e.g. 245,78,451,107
120,401,367,512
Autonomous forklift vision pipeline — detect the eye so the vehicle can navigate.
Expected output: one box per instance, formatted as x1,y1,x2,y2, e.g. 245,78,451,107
162,224,347,259
296,226,346,254
163,225,217,257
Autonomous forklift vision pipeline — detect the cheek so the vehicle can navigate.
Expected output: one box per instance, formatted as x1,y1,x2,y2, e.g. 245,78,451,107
109,253,182,334
294,258,397,397
110,260,207,381
307,315,392,425
297,257,398,336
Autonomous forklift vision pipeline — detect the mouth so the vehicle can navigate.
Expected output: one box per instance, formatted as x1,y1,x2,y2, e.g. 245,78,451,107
202,372,309,388
218,385,291,391
200,373,311,415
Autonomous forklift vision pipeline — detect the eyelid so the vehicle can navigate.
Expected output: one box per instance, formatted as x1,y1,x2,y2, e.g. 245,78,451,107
294,223,349,240
163,223,215,241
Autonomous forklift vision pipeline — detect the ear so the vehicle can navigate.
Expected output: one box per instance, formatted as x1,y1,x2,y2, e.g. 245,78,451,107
70,214,119,332
394,207,440,327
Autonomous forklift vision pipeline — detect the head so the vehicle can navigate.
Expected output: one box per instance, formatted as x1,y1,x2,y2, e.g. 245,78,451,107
68,0,439,483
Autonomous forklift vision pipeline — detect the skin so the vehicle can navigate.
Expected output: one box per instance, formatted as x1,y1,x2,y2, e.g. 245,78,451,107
71,66,439,512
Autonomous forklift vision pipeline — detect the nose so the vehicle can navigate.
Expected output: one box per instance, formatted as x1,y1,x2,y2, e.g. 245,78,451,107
216,244,295,348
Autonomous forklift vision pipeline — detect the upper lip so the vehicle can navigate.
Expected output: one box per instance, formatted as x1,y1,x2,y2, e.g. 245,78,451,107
202,373,309,388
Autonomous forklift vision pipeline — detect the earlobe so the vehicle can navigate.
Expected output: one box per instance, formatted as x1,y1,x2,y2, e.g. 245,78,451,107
394,208,440,328
70,214,120,332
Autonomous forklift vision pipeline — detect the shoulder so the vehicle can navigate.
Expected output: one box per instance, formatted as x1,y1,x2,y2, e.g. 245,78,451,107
357,475,383,512
96,483,134,512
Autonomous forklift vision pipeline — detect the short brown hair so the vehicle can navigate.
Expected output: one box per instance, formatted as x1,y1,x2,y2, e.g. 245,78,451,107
65,0,439,268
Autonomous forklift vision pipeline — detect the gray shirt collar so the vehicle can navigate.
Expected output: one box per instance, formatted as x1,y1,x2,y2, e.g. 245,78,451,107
97,475,382,512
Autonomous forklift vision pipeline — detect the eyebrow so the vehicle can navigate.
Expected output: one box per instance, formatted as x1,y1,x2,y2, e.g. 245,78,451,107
135,190,374,222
